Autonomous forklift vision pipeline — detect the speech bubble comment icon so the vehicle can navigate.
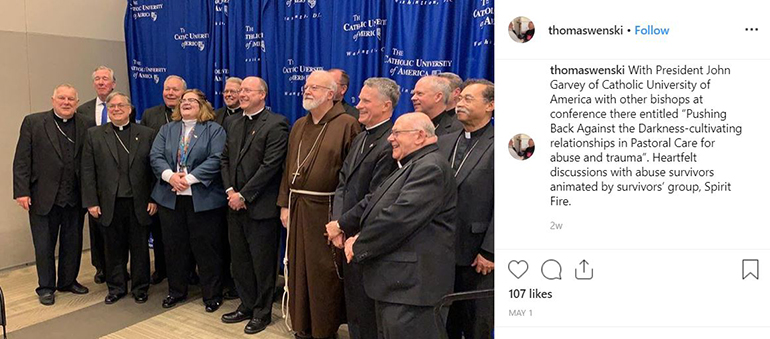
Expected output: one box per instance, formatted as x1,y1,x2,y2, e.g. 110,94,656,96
541,259,562,280
508,260,528,279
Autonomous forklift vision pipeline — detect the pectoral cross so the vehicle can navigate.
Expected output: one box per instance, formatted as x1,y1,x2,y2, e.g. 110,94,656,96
291,169,301,185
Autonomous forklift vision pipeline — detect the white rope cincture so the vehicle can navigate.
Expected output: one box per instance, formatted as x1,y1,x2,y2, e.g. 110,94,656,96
281,188,336,333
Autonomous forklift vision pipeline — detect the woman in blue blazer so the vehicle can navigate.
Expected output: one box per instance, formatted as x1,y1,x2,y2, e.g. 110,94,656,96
150,89,228,312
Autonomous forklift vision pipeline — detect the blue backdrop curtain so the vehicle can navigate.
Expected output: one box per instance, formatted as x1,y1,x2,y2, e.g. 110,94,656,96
125,0,494,123
126,0,494,273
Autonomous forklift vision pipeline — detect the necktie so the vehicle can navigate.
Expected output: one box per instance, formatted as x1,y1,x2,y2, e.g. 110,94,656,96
101,103,108,125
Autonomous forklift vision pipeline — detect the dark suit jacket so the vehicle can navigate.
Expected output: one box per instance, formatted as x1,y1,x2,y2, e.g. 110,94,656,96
221,109,289,220
81,123,156,226
13,110,89,215
76,98,137,125
140,104,171,136
438,125,494,266
333,120,397,234
214,106,243,127
150,120,227,212
434,111,463,136
340,144,456,307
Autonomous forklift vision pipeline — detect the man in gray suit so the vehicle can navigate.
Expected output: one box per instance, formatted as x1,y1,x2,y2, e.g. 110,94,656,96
340,113,456,339
325,77,400,339
438,79,495,339
411,75,462,136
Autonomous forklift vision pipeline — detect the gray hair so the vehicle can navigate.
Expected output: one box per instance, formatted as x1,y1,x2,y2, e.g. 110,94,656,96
363,77,400,108
421,75,450,105
437,72,462,91
225,77,243,86
164,75,187,91
52,83,78,100
461,79,495,103
105,91,132,106
92,66,116,82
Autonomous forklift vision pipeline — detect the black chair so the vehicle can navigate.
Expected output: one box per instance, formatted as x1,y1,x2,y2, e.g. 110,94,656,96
0,285,6,339
433,289,494,339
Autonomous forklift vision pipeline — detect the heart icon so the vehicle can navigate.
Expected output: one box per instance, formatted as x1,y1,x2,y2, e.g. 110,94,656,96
508,260,528,279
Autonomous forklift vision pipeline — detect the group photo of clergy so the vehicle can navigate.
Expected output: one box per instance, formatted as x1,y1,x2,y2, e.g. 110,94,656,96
11,65,494,339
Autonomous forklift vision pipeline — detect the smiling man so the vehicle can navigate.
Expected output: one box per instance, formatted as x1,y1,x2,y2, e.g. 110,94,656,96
437,79,495,339
214,77,244,127
219,76,289,335
141,75,186,134
77,66,137,126
338,112,456,339
14,84,91,305
76,66,137,284
325,77,400,339
81,92,157,305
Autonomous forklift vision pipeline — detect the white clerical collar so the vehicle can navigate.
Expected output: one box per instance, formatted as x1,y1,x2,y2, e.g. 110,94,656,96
243,107,265,119
113,121,129,131
397,160,403,169
54,111,70,122
464,131,471,139
365,118,390,131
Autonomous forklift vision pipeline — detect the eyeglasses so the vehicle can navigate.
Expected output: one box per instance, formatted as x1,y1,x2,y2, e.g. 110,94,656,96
181,98,200,104
303,84,331,92
390,129,420,137
223,89,238,94
238,88,264,94
107,103,131,110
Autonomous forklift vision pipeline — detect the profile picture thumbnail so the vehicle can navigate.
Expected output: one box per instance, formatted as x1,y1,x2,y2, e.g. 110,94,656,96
509,16,535,43
509,134,535,160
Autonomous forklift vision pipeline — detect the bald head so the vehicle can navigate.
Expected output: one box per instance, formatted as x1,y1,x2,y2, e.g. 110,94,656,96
239,76,268,113
387,112,437,161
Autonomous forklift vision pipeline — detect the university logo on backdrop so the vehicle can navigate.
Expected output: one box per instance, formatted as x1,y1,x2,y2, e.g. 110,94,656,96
130,1,162,21
343,14,386,58
285,0,322,21
214,0,230,17
287,0,317,8
174,28,209,52
125,0,494,121
473,0,494,47
131,59,165,85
